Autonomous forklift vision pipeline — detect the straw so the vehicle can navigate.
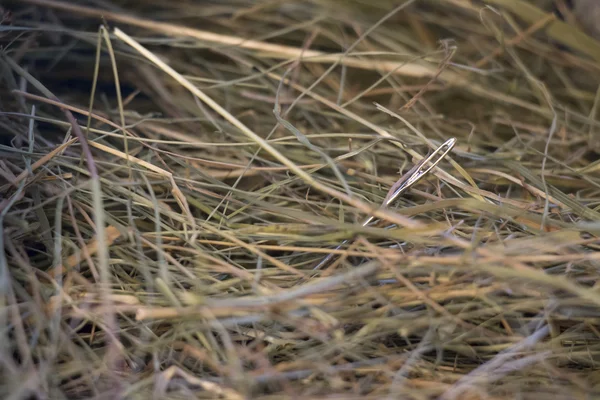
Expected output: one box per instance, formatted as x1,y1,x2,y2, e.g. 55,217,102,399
2,1,600,399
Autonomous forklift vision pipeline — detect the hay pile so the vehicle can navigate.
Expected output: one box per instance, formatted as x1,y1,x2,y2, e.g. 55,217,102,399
2,0,600,399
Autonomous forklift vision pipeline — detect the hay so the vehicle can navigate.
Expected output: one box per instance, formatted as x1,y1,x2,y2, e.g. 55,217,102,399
2,0,600,398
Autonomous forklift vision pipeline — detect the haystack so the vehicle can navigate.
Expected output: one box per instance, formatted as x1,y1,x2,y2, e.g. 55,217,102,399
2,1,600,399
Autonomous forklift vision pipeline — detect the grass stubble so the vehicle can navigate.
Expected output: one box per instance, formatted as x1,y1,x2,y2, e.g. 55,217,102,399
2,0,600,399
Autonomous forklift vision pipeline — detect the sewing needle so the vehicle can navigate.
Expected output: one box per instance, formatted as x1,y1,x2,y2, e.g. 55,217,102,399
312,137,456,271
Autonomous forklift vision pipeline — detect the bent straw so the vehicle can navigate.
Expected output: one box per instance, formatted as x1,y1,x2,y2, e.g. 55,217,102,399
312,137,457,271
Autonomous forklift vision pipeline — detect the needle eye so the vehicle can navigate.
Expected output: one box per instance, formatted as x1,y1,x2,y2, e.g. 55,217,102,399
312,137,457,271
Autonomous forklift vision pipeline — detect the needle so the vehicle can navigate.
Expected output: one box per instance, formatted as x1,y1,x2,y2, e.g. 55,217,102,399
312,137,456,271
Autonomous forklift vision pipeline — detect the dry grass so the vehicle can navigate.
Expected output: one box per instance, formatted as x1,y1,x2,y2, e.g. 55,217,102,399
2,0,600,399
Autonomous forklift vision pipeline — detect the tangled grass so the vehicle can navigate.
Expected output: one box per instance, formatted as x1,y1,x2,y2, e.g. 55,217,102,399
2,0,600,399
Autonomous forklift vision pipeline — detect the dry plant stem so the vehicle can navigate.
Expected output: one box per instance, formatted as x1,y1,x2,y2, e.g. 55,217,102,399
136,260,380,321
155,366,245,400
474,13,557,68
19,0,436,79
440,325,551,400
113,28,422,230
99,25,131,179
4,57,121,372
7,137,78,188
5,1,600,398
22,0,581,124
361,239,498,337
481,0,600,61
256,67,477,201
10,94,198,233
